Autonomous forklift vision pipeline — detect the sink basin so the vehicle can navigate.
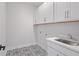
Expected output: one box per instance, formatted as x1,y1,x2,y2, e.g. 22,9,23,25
55,39,79,46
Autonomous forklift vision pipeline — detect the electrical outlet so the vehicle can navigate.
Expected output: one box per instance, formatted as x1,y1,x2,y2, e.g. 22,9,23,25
45,33,48,36
44,17,46,22
40,31,42,34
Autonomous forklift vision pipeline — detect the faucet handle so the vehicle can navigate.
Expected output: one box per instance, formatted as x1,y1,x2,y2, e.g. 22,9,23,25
67,33,72,39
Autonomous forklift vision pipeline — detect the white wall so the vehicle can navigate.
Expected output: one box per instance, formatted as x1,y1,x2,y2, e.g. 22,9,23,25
6,2,36,50
35,22,79,50
0,2,6,46
0,2,6,56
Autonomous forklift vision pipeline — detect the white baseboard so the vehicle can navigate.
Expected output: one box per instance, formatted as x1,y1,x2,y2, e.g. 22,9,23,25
7,43,37,51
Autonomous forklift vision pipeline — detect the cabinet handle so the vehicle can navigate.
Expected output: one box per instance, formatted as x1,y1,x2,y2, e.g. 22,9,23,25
67,10,69,18
65,11,67,19
65,11,69,19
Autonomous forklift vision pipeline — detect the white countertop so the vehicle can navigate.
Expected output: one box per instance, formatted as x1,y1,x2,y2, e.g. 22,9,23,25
46,37,79,53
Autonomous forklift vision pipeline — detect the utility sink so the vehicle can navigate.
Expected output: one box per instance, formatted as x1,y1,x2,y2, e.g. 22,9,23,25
55,39,79,46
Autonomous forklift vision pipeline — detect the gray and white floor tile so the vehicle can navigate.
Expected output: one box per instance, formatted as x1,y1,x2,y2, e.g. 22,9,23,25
6,44,47,56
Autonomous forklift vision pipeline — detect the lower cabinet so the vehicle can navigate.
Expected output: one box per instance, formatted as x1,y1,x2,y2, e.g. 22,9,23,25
48,47,58,56
47,41,79,56
48,47,64,56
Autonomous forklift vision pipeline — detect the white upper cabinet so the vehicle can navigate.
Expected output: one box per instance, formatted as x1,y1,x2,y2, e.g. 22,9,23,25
54,2,71,22
35,2,53,24
71,2,79,20
34,2,79,25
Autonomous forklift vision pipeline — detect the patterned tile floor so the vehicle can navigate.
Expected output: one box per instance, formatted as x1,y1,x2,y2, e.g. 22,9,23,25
6,44,48,56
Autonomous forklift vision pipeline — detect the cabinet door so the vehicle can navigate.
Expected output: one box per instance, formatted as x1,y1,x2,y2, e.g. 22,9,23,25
48,47,64,56
48,47,58,56
35,2,53,24
71,2,79,20
54,2,70,22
